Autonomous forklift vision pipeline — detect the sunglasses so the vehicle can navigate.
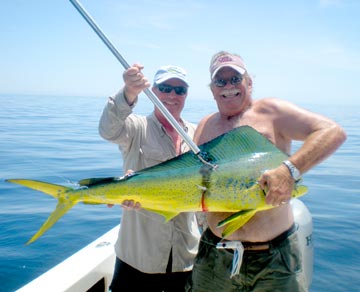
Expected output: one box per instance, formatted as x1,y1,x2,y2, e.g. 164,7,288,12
213,75,243,87
157,84,188,95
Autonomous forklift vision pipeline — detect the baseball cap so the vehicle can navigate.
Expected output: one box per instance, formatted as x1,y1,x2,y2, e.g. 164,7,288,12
153,65,189,86
210,53,247,79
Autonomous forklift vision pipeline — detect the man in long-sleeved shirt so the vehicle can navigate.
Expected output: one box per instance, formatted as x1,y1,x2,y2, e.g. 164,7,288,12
99,64,200,292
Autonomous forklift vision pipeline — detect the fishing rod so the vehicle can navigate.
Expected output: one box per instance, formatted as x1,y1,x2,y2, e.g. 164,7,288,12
69,0,214,167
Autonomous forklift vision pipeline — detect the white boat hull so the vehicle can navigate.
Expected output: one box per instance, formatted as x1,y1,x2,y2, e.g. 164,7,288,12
16,226,118,292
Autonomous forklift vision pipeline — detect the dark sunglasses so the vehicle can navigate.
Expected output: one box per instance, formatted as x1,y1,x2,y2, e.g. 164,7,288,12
157,84,188,95
213,75,243,87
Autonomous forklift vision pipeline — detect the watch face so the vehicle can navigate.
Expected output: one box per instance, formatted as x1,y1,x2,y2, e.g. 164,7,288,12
292,167,300,180
283,160,301,180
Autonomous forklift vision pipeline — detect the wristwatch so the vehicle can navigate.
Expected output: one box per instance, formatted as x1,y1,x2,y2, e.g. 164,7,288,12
282,160,301,181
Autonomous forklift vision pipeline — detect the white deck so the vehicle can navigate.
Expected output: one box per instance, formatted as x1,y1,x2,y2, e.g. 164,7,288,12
16,225,119,292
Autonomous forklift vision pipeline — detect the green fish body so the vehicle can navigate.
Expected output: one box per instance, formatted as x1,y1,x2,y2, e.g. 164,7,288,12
6,126,307,244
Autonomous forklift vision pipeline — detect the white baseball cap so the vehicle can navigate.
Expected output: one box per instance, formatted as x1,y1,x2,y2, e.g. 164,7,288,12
153,65,189,86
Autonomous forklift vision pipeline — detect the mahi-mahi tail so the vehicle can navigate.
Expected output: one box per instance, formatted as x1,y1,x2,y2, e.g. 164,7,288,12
6,179,77,245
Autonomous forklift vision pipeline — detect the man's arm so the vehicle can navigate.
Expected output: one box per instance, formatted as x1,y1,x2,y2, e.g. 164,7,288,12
98,64,150,142
259,99,347,206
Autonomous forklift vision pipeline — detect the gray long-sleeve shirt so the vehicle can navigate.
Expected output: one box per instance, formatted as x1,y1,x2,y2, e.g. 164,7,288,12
99,90,200,273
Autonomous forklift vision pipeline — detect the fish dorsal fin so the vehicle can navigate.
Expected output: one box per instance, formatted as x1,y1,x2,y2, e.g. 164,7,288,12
198,126,287,164
78,177,120,187
135,148,203,176
135,126,284,176
78,174,138,187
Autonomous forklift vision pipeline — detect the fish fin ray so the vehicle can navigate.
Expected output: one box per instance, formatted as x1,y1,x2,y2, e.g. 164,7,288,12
6,179,78,244
78,177,116,186
292,185,308,198
6,179,70,198
26,199,77,245
199,126,287,164
78,175,137,187
135,152,202,176
217,209,256,227
218,210,257,238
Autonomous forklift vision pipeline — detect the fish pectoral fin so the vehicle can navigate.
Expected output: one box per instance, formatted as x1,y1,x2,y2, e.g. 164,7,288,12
292,184,308,197
217,209,256,227
26,199,77,245
151,210,179,222
217,209,257,238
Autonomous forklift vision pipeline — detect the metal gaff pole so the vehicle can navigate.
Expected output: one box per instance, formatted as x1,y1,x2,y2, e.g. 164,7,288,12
68,0,203,157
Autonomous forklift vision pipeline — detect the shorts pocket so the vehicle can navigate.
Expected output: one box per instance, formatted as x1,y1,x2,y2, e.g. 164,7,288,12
277,233,302,274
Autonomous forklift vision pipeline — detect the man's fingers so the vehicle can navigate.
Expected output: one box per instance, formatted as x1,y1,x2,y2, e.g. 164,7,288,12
121,199,142,210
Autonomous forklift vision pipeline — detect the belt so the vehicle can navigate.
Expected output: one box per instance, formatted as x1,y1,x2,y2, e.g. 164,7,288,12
206,224,297,251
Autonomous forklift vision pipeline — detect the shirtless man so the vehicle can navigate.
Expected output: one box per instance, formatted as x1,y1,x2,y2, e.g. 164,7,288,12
188,51,346,292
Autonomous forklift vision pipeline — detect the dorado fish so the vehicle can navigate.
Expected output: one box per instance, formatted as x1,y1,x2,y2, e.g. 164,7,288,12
6,126,307,244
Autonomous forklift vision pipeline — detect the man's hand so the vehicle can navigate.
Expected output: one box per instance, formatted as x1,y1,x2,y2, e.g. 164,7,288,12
107,200,142,210
121,199,142,210
107,169,142,210
123,63,150,105
258,164,295,206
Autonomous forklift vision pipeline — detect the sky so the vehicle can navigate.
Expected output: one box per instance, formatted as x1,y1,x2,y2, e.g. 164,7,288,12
0,0,359,105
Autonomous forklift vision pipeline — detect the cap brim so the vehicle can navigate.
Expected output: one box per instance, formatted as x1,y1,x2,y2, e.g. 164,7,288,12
211,65,246,79
155,75,189,86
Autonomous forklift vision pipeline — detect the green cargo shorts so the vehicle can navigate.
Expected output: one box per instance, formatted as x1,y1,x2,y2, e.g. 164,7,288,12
187,226,307,292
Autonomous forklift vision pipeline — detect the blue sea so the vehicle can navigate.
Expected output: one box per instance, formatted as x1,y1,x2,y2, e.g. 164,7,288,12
0,94,359,292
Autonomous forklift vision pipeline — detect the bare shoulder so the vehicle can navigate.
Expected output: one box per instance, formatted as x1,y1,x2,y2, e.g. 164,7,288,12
255,97,344,141
194,113,219,144
196,113,217,131
253,97,322,122
253,97,295,114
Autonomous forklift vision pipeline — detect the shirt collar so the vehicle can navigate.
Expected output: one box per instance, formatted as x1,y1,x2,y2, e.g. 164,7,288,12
149,112,188,136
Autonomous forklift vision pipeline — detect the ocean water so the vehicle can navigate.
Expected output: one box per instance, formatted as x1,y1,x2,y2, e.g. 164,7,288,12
0,95,358,292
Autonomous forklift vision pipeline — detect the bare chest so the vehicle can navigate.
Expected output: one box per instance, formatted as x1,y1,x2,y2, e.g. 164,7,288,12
204,113,274,144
